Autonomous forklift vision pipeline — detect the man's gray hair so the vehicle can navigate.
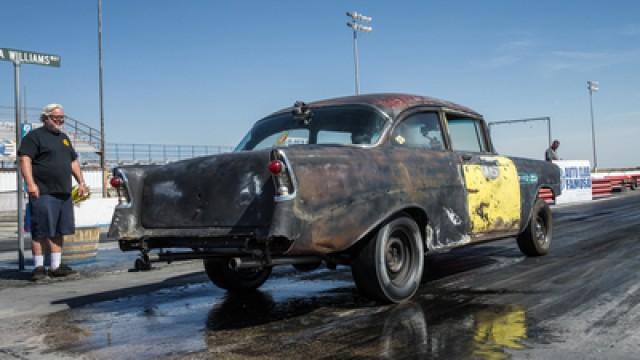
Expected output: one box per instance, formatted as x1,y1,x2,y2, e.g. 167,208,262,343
40,103,64,121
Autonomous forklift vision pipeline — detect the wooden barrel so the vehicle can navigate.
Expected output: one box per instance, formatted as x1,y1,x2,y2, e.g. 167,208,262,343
62,226,100,264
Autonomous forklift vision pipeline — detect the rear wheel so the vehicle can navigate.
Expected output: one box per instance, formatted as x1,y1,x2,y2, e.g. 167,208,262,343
351,215,424,303
517,198,552,256
293,262,322,272
203,259,272,292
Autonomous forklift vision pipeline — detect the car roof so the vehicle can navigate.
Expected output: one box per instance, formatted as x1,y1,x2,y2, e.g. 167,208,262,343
270,93,482,121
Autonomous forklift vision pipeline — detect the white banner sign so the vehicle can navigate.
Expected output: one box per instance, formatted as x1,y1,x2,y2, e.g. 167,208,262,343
554,160,592,204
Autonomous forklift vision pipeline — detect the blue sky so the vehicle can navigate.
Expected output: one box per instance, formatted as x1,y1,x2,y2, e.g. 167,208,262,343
1,1,639,168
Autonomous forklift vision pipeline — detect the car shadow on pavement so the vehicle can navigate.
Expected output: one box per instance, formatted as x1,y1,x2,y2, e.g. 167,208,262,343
424,244,521,281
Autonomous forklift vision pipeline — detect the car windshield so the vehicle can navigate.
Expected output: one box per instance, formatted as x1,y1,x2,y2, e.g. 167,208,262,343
235,105,388,151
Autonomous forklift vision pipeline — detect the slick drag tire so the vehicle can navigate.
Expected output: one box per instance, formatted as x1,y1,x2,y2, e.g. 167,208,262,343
351,215,424,304
292,262,322,272
517,198,552,256
203,259,272,292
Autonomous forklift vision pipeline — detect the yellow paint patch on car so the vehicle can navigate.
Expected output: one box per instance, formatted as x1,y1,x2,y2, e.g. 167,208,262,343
463,156,520,234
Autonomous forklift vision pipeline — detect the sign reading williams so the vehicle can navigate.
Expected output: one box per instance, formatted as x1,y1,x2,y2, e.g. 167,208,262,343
0,48,61,67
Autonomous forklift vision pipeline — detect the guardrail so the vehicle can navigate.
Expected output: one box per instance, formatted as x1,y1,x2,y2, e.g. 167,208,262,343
603,175,638,191
537,171,640,205
592,178,613,198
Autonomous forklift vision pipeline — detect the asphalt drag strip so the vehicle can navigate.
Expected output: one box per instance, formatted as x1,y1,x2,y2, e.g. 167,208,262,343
0,191,639,359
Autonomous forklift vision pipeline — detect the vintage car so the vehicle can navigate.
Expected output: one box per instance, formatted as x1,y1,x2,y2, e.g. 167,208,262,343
108,93,561,303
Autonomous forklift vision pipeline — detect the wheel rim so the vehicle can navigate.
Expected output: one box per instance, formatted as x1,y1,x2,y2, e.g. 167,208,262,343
535,214,549,247
385,228,413,285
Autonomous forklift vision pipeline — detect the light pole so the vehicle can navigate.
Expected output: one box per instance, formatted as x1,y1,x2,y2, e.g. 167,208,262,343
98,0,107,197
346,11,372,95
587,80,599,170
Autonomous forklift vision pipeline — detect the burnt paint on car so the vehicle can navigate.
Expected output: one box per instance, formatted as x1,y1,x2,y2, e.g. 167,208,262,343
512,156,561,228
274,144,469,255
109,93,561,259
140,151,275,229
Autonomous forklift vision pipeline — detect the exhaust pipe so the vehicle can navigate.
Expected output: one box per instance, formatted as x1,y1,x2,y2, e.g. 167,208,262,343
230,256,322,270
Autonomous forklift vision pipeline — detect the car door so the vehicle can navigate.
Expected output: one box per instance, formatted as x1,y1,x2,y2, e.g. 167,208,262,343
389,110,469,248
445,114,521,236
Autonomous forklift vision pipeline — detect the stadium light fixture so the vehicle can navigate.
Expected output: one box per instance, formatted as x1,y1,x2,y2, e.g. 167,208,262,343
346,11,373,95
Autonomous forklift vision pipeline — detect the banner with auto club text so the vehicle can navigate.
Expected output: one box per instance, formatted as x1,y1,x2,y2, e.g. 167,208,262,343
553,160,592,204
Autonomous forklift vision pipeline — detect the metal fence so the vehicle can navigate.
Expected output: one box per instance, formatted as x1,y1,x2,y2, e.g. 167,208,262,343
0,105,234,167
103,143,234,165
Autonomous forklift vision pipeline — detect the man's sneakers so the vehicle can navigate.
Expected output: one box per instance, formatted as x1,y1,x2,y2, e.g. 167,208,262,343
31,266,48,282
49,264,78,278
30,264,78,282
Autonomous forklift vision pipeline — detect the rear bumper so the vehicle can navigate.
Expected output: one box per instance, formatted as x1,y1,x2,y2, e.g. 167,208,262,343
118,230,294,257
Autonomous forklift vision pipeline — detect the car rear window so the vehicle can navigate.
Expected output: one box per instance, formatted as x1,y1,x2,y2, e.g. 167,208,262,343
235,105,388,151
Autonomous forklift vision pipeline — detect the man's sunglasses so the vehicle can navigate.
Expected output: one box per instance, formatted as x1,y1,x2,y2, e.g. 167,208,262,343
48,115,65,122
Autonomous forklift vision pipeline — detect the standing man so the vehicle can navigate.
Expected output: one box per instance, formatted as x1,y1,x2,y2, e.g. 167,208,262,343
545,139,560,161
18,104,88,281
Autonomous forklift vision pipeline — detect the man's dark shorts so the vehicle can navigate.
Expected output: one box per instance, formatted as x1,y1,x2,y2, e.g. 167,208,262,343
29,194,75,239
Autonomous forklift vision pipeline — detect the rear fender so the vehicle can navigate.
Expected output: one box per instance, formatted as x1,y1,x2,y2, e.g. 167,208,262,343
108,166,153,240
511,157,561,232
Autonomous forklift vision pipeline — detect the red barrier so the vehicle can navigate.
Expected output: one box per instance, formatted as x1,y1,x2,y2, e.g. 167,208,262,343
592,178,613,198
537,188,554,204
604,175,637,191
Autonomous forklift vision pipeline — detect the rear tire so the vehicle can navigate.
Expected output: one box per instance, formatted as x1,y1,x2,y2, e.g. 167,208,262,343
517,198,552,256
351,215,424,303
203,259,272,292
293,262,322,272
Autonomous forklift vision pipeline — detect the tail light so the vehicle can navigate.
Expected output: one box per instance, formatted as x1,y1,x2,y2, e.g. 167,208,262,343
110,176,124,188
111,170,130,205
268,160,284,175
269,150,296,200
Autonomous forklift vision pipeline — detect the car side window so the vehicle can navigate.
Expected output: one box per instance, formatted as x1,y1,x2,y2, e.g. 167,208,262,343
446,117,487,153
392,112,445,150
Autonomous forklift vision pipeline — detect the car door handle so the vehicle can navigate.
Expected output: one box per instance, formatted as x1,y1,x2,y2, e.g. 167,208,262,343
461,154,472,161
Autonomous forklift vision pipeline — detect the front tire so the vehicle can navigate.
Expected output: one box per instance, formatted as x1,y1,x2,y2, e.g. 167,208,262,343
203,259,272,292
517,198,552,256
351,215,424,303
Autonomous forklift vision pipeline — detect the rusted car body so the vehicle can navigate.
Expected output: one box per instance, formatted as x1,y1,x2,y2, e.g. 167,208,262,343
109,93,561,303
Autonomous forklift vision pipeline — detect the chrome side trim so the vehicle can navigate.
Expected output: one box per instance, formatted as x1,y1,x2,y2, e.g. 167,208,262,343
114,168,134,209
274,149,298,202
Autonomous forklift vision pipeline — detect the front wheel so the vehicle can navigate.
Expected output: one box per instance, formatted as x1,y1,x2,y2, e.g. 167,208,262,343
351,215,424,303
517,198,552,256
203,259,272,292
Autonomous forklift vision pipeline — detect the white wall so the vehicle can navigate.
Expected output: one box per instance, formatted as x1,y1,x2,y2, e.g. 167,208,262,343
0,169,106,211
0,169,105,193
